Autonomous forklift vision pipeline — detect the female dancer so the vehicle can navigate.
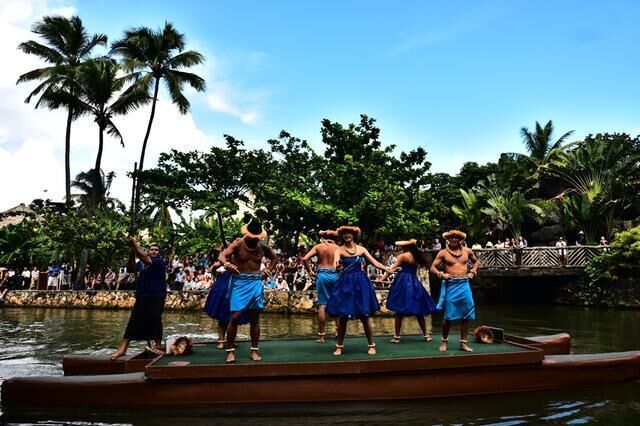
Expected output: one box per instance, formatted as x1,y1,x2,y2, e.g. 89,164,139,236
203,260,248,348
326,226,393,356
379,240,437,343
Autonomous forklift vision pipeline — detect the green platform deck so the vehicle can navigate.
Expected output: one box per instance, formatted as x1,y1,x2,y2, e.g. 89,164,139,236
152,334,536,367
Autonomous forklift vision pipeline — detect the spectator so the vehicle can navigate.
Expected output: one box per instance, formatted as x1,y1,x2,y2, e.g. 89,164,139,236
30,266,39,289
471,242,482,250
485,240,494,248
104,268,116,290
576,231,587,246
432,238,442,250
517,236,528,248
20,267,31,289
556,237,568,266
47,264,60,290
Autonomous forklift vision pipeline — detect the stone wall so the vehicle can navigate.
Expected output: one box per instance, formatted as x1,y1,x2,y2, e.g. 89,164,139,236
2,290,395,314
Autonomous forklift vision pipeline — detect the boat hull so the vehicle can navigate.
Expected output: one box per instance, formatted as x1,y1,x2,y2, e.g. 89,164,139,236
3,351,639,407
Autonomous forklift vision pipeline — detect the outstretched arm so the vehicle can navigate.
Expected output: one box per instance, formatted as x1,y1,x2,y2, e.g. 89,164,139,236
333,246,342,269
378,254,404,283
302,246,318,275
362,247,391,272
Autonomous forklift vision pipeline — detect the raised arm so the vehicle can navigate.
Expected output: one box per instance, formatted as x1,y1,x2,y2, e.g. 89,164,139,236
129,236,151,265
362,247,391,272
302,245,318,275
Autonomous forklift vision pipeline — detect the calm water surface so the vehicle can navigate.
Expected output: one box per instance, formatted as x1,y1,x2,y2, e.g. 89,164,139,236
1,304,639,424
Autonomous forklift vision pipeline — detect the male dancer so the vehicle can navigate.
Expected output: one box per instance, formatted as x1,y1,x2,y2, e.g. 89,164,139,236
218,220,277,363
429,230,480,353
111,237,167,360
302,229,340,343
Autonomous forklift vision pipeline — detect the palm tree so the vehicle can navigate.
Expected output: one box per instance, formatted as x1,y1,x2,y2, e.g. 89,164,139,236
71,169,119,210
110,22,206,213
55,58,150,208
518,120,574,174
17,15,107,204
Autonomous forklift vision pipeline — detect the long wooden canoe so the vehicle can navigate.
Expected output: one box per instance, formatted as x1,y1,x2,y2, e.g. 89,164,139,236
4,332,639,408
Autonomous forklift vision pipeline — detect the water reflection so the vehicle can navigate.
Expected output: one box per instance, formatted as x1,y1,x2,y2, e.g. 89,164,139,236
1,305,640,424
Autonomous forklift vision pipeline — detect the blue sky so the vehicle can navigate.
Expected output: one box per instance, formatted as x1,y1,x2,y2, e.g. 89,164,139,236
1,0,639,208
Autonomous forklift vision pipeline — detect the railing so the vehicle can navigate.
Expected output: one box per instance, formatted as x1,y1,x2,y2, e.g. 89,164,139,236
470,246,608,268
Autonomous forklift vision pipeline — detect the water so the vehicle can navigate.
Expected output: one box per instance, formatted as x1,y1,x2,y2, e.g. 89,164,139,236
1,304,639,424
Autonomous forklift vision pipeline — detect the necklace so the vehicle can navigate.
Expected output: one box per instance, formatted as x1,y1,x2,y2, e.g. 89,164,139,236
344,244,357,255
242,238,259,252
446,247,463,258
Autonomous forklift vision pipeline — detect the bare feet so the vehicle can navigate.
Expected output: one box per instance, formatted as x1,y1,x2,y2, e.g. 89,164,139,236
389,336,401,344
439,339,448,352
316,333,326,344
225,349,235,364
110,349,126,361
333,345,343,356
424,334,432,342
367,344,376,355
460,340,474,352
249,348,262,361
216,341,225,349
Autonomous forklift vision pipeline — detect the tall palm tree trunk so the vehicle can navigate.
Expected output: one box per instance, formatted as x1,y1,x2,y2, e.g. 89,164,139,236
93,126,105,209
134,77,160,213
64,109,72,204
216,210,228,249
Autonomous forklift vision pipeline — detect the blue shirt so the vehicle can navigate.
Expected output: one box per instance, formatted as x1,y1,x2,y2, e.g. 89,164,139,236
136,256,167,299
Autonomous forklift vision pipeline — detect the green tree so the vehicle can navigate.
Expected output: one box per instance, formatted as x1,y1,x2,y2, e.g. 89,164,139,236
111,23,206,213
17,15,107,204
451,189,486,243
142,135,271,247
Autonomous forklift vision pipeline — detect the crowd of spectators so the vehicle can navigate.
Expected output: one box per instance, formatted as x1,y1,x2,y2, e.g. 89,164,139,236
0,233,612,299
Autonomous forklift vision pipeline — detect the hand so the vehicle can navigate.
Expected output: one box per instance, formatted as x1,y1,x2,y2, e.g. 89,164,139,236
128,236,137,246
442,273,451,280
467,272,475,280
224,263,240,274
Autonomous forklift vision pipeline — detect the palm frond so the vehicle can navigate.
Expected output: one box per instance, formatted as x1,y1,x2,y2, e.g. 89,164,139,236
17,40,64,64
79,33,108,58
105,119,125,147
164,71,190,113
168,50,205,69
167,69,206,91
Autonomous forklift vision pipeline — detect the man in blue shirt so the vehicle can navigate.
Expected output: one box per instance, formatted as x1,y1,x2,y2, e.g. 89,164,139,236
111,237,167,360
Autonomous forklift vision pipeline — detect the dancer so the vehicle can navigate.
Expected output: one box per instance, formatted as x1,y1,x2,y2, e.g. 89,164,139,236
302,229,340,343
326,226,393,356
378,239,437,343
110,237,167,360
203,260,249,349
218,220,277,363
429,230,480,353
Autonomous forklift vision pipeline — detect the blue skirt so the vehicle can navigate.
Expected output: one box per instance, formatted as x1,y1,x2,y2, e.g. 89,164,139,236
326,269,380,319
316,268,338,305
436,277,476,321
387,272,437,316
203,271,249,325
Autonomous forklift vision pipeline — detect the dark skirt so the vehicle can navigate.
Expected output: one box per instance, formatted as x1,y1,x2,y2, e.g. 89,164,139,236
123,294,165,341
386,271,437,316
203,271,249,325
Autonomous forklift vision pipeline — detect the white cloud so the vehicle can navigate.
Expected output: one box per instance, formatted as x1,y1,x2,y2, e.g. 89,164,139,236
0,0,220,211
